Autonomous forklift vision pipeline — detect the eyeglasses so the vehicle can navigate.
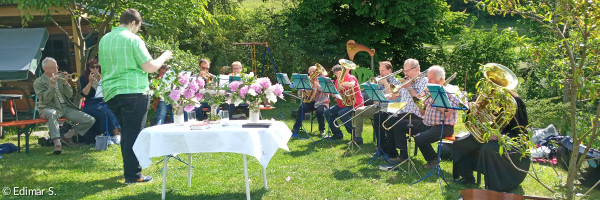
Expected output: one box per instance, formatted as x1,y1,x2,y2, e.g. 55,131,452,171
404,66,417,71
90,65,100,69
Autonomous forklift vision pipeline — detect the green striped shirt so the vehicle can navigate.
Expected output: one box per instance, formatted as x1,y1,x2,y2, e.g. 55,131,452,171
98,26,153,102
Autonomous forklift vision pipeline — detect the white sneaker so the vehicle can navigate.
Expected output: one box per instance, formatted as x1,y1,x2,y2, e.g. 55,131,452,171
113,135,121,144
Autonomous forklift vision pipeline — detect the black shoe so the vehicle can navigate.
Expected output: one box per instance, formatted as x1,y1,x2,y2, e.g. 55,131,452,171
125,175,153,185
326,135,343,140
452,177,476,185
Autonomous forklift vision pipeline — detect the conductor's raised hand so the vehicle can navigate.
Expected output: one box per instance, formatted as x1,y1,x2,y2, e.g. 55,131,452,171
162,50,173,61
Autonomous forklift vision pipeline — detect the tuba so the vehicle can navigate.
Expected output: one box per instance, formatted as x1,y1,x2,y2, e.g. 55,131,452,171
337,59,357,107
303,63,327,103
464,63,518,143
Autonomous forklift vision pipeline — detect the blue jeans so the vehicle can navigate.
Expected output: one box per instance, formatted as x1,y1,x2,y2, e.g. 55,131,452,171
156,101,172,125
106,93,150,181
325,105,354,138
82,98,121,140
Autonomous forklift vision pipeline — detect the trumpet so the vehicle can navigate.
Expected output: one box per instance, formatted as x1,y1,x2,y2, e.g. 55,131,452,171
90,71,101,89
382,72,457,131
58,71,79,82
200,71,217,84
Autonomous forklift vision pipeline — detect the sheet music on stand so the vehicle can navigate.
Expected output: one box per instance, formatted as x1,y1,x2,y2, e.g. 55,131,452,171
275,73,291,85
291,74,313,90
317,76,341,100
426,84,466,110
218,75,229,87
361,83,389,103
229,75,241,83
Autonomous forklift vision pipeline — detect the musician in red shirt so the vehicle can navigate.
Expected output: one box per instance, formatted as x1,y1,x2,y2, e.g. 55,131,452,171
325,64,364,140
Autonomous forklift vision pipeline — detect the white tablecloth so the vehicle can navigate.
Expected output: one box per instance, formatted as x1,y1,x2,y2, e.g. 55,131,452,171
133,120,292,169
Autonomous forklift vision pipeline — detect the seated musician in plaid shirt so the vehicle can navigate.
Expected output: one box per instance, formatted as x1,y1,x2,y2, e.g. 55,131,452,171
414,65,459,169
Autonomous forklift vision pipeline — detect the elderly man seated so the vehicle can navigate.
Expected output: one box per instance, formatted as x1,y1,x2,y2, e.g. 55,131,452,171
34,57,95,154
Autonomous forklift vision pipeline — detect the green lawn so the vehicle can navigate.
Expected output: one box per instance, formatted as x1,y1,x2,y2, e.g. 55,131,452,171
0,100,597,199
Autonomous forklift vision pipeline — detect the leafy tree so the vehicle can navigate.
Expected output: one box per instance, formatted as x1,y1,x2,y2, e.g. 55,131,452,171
478,0,600,198
11,0,213,73
280,0,468,70
430,25,524,93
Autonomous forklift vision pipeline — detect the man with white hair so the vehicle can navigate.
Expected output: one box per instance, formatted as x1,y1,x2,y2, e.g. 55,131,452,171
413,65,459,169
229,61,243,76
34,57,96,154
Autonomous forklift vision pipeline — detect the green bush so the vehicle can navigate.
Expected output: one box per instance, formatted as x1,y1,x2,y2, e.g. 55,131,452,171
523,97,569,130
430,25,524,94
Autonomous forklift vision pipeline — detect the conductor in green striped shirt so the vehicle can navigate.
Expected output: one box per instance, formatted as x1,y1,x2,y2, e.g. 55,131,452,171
99,8,173,185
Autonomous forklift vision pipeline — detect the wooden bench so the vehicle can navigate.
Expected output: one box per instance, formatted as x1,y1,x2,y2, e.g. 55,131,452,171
0,118,67,153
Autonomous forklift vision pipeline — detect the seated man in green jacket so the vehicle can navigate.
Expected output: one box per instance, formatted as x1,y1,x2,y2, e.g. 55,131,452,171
34,57,95,155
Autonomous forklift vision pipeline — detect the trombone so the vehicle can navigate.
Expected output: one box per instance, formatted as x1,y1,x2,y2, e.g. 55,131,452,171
390,69,428,94
333,72,403,128
382,72,457,130
333,68,405,128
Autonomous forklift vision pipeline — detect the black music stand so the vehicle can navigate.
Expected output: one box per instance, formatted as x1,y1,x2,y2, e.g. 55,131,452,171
312,76,339,146
291,73,313,140
411,84,466,194
361,83,392,165
274,73,291,120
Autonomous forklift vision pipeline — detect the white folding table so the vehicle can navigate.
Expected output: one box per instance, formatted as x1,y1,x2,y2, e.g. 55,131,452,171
133,120,292,200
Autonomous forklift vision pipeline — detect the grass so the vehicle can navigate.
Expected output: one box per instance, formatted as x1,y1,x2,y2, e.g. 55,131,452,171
1,99,598,199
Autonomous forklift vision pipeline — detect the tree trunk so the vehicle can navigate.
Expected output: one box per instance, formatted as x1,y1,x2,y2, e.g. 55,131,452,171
563,78,572,103
565,72,579,200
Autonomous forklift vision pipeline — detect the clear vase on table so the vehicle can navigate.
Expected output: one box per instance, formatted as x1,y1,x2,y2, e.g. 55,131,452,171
248,102,261,123
173,106,185,125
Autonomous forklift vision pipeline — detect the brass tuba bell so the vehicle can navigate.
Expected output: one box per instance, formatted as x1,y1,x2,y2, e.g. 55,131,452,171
464,63,519,143
337,59,357,107
303,63,327,103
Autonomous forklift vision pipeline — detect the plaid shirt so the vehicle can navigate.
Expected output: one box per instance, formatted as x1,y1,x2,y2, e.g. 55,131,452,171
300,78,330,108
422,88,460,126
394,77,428,117
98,27,153,102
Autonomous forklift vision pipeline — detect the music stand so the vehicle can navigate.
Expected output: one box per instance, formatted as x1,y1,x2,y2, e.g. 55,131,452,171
312,77,339,146
361,83,392,164
273,73,290,120
411,83,466,194
290,74,313,140
275,73,291,85
229,75,241,83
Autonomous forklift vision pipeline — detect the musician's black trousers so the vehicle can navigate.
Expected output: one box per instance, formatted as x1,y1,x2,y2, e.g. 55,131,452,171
452,134,480,181
414,125,454,162
292,102,326,132
389,113,426,159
